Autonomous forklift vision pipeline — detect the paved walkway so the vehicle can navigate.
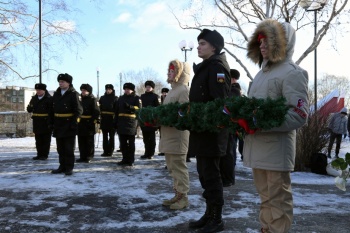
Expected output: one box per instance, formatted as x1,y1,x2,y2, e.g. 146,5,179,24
0,137,349,232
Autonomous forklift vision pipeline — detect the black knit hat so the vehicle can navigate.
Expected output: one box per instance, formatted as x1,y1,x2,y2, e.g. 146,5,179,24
34,83,47,91
230,69,240,80
161,88,169,93
105,84,114,90
145,80,155,89
57,73,73,84
123,82,135,91
80,84,93,93
197,29,224,54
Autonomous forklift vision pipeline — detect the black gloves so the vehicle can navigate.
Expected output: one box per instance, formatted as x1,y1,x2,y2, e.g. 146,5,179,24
124,102,131,109
344,134,347,139
27,105,33,112
70,121,78,130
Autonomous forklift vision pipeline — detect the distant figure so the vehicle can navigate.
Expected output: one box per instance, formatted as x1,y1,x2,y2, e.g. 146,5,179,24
328,107,348,158
160,87,169,104
51,73,83,176
159,59,190,210
220,68,242,187
115,83,141,166
77,84,100,163
140,80,160,159
26,83,53,160
99,84,118,157
158,87,169,156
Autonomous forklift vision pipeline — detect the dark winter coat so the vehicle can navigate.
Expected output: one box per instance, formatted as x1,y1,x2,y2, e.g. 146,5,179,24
188,52,231,157
230,83,241,97
98,91,118,130
51,86,83,138
115,93,141,135
78,94,100,136
140,91,160,132
26,90,53,135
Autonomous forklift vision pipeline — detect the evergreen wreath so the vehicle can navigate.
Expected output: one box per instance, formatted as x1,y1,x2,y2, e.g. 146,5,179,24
137,96,289,135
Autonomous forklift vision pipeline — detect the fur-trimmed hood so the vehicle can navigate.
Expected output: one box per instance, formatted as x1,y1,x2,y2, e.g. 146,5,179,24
247,19,296,67
168,59,191,86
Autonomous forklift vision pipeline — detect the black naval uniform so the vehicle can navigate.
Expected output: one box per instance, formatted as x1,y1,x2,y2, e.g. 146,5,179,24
189,53,231,207
220,82,242,187
77,93,100,162
99,90,118,156
115,92,141,165
140,91,160,158
51,85,83,174
27,90,53,160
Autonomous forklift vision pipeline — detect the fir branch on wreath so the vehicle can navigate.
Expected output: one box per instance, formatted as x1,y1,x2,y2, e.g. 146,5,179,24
136,96,288,135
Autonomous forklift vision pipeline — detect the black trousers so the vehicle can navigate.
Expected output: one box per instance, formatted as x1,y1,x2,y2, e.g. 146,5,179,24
328,132,342,155
196,156,224,206
78,134,95,160
56,136,76,171
219,133,236,185
35,133,52,158
119,134,136,164
141,129,156,156
102,129,115,155
238,137,244,159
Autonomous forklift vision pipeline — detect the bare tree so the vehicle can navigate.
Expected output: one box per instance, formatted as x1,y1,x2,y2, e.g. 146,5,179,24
0,0,87,81
309,73,350,106
172,0,349,80
119,67,168,96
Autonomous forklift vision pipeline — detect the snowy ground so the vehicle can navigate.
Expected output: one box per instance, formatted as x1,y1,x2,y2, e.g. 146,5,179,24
0,134,349,233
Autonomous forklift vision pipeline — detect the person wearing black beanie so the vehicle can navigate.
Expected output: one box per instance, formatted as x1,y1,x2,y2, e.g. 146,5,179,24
76,83,100,163
188,28,230,232
98,84,118,157
197,29,224,55
26,83,53,161
51,73,83,176
115,82,141,166
161,87,169,104
140,80,160,159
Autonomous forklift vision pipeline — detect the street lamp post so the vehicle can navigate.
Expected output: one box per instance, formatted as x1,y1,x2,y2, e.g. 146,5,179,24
39,0,42,83
300,0,328,113
96,67,100,98
178,40,194,62
119,72,122,96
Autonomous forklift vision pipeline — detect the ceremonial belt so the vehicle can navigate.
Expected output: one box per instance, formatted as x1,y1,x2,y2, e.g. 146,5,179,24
32,113,48,117
101,111,115,115
80,115,92,119
54,113,74,117
118,113,136,118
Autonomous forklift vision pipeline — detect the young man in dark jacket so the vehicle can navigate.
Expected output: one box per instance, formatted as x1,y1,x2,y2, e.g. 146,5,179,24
115,83,141,166
188,29,231,233
26,83,53,160
77,84,100,163
51,73,83,176
98,84,118,157
220,69,242,187
140,80,160,159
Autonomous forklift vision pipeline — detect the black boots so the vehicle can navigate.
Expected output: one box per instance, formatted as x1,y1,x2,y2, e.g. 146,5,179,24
189,203,224,233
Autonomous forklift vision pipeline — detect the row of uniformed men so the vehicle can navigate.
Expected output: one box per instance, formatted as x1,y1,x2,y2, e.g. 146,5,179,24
27,73,169,175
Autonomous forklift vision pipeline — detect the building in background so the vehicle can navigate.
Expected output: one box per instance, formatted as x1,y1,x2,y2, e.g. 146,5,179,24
0,86,36,112
0,86,36,137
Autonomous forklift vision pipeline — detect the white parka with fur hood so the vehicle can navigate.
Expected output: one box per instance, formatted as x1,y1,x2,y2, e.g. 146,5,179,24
243,19,309,171
158,60,191,155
